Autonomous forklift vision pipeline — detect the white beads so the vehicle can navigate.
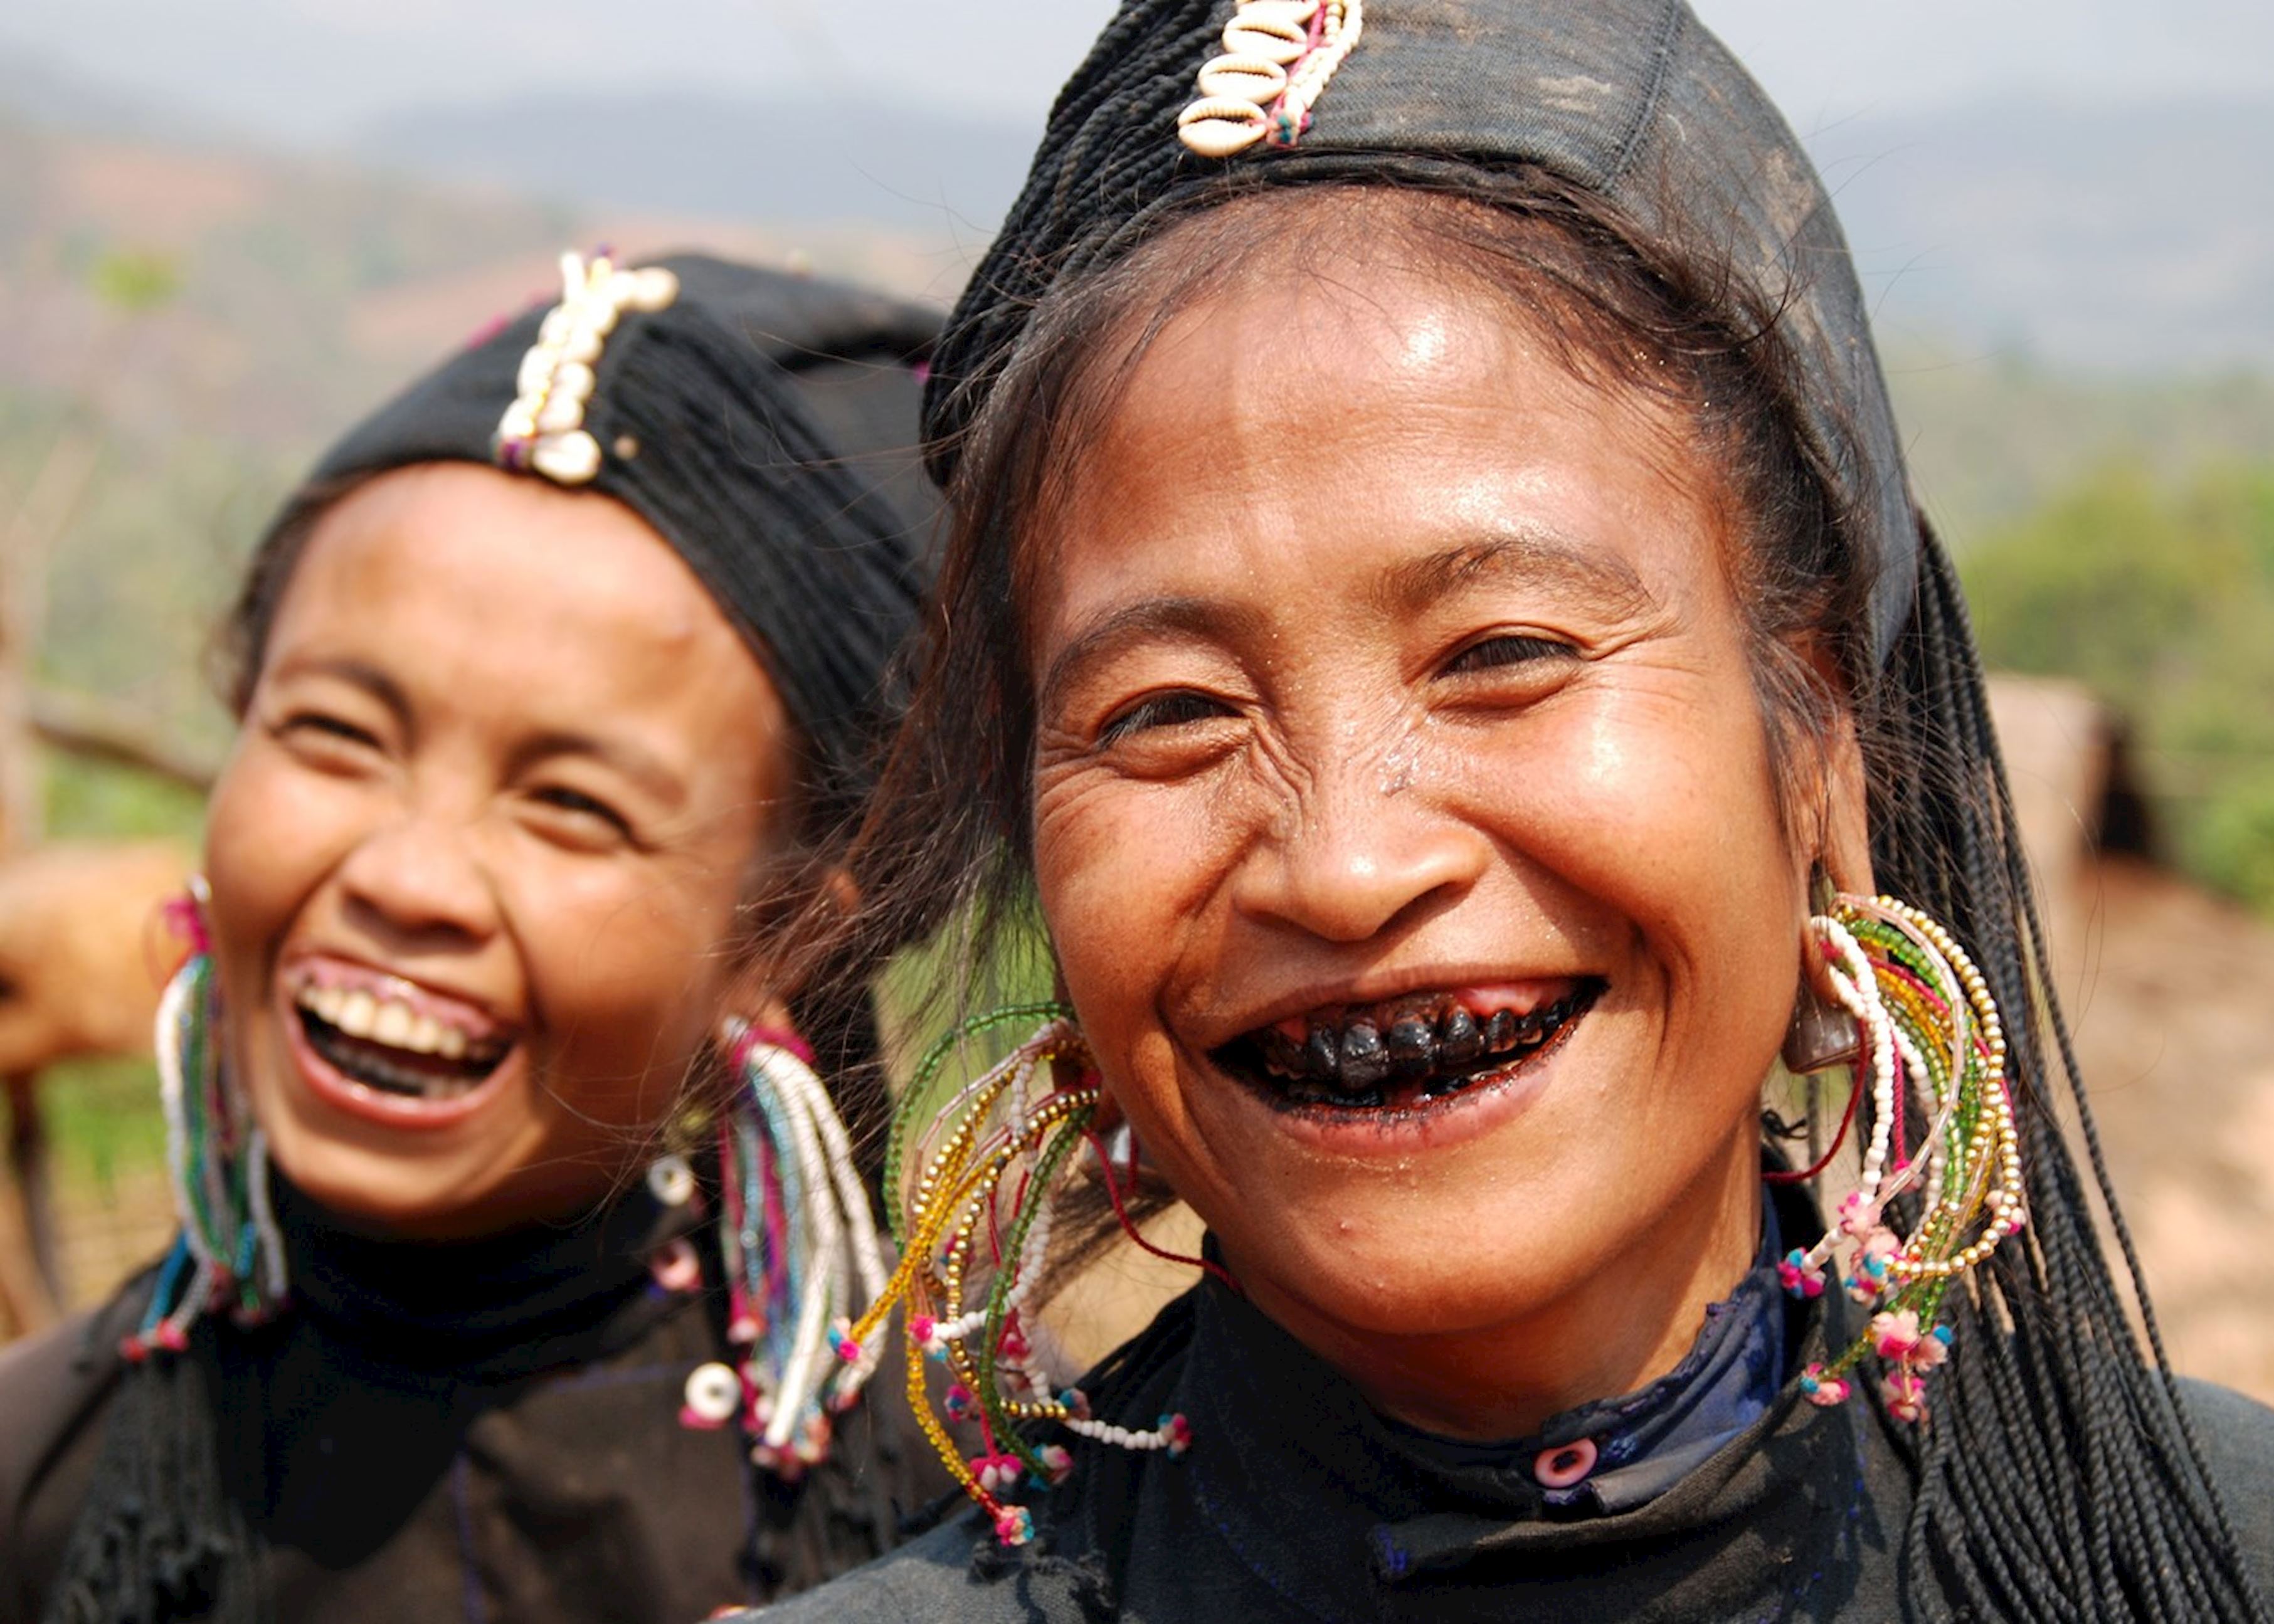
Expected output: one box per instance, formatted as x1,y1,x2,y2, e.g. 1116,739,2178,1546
1177,0,1362,159
683,1361,743,1425
493,248,680,487
647,1152,697,1208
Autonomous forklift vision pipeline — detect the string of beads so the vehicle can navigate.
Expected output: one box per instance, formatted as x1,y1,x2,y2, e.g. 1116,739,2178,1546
826,1010,1192,1546
672,1023,889,1477
1779,894,2025,1423
126,915,288,1361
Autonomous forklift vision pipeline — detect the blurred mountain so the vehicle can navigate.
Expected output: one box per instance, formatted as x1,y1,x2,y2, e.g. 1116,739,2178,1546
354,90,1038,240
1814,95,2274,371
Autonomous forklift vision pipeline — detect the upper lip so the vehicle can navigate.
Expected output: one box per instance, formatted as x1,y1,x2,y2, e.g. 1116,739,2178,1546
1188,963,1597,1050
280,949,520,1038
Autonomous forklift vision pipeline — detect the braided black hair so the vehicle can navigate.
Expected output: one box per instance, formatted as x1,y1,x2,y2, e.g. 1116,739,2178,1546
821,2,2266,1617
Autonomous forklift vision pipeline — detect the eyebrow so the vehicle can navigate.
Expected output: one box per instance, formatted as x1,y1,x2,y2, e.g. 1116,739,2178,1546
1037,596,1267,720
507,730,690,811
269,654,413,725
1372,530,1656,621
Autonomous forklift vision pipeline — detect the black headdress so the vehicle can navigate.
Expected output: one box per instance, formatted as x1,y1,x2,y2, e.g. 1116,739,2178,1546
300,250,941,826
926,0,1914,659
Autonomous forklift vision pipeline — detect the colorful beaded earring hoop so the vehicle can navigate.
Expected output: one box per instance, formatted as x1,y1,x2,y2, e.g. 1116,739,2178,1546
824,1004,1202,1547
670,1020,889,1477
1772,890,2026,1423
125,880,288,1361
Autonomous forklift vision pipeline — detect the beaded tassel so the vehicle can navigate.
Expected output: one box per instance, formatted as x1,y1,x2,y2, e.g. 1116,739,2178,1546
1783,895,2026,1422
677,1022,890,1477
827,1008,1190,1547
127,941,288,1361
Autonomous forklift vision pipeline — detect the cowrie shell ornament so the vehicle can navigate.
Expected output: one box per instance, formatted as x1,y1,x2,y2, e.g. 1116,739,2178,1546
1178,0,1362,159
493,248,679,487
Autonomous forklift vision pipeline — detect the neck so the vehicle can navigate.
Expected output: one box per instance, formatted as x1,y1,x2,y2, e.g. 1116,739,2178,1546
1240,1131,1764,1442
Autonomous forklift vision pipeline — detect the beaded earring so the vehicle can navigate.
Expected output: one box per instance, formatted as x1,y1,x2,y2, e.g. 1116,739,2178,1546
671,1021,890,1478
124,882,288,1362
823,1005,1196,1547
1772,891,2026,1423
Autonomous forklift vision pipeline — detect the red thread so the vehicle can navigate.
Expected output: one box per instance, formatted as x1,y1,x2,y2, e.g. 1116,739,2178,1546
1765,1061,1865,1185
1083,1131,1241,1294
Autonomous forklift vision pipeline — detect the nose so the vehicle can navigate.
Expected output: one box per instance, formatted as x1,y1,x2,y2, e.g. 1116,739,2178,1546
1232,765,1488,944
333,811,502,951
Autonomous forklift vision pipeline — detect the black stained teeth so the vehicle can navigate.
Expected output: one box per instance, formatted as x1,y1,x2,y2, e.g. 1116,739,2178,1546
1301,1027,1338,1080
1486,1010,1518,1052
1387,1016,1434,1079
1259,1029,1304,1077
1338,1021,1388,1087
1441,1006,1483,1064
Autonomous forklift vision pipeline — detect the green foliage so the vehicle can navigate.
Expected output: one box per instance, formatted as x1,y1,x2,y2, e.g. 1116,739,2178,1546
43,1055,167,1195
87,246,181,314
1962,461,2274,916
43,751,205,843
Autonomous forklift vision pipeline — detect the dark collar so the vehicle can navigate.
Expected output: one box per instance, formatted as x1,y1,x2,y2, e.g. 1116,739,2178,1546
1046,1179,1885,1622
272,1171,699,1381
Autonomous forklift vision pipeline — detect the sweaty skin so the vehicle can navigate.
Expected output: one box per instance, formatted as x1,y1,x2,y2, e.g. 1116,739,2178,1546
204,463,789,1239
1026,249,1869,1441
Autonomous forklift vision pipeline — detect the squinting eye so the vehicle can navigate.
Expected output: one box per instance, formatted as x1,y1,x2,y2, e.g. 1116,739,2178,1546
1097,690,1234,746
1442,633,1575,675
530,786,633,838
278,710,382,752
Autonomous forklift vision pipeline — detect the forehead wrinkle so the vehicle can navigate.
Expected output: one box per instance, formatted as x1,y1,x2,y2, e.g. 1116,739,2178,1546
1038,596,1267,719
1373,530,1656,621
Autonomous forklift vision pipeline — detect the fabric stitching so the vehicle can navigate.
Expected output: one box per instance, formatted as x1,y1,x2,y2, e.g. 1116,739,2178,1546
1606,0,1686,186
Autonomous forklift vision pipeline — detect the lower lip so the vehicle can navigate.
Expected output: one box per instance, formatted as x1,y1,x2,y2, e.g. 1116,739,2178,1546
1216,1008,1589,1154
280,991,515,1131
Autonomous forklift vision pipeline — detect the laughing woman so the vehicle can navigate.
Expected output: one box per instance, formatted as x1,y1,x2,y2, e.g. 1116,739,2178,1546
740,3,2274,1620
0,255,946,1622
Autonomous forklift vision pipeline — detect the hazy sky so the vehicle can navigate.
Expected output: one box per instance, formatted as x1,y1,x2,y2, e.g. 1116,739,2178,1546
3,0,2270,144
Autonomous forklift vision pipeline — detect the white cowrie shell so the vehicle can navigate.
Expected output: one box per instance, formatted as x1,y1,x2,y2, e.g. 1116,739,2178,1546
538,307,572,346
560,323,603,364
535,391,585,434
1178,97,1271,157
1197,53,1287,103
1223,15,1309,64
684,1362,742,1424
647,1153,697,1208
553,360,597,404
531,429,601,485
516,347,557,397
1237,0,1320,26
495,401,537,441
619,266,679,312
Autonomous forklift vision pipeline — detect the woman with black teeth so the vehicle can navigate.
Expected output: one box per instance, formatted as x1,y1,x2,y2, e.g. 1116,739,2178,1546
0,255,950,1623
726,2,2274,1620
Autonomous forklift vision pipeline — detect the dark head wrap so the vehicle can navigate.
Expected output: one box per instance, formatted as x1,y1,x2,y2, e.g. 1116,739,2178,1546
926,0,1913,662
298,251,941,823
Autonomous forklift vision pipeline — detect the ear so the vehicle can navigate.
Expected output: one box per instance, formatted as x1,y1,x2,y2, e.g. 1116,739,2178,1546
1794,637,1875,902
1815,699,1875,902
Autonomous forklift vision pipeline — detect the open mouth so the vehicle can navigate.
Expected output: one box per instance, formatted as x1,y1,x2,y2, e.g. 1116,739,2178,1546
1210,979,1604,1114
291,976,515,1102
